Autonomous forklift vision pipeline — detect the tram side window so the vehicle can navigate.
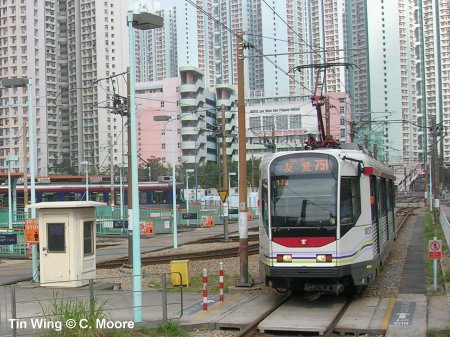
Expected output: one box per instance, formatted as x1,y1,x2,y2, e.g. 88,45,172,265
63,192,78,201
43,192,57,202
386,180,393,212
91,192,104,203
152,191,168,204
340,177,361,236
139,191,147,204
377,178,387,217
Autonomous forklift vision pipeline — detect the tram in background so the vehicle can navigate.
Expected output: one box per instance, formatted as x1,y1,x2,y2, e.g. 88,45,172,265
0,175,185,210
259,147,397,295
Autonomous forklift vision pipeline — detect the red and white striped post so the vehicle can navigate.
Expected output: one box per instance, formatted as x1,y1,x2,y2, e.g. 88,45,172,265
219,262,224,301
202,268,208,310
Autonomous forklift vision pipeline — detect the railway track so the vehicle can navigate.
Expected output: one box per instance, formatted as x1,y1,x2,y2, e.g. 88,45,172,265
97,240,260,269
235,294,353,337
234,205,418,337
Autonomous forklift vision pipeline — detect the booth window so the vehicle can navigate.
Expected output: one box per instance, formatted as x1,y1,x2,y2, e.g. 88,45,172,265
83,221,94,256
47,223,65,252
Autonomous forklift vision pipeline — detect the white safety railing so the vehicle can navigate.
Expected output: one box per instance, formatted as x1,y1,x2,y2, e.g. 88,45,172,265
439,207,450,247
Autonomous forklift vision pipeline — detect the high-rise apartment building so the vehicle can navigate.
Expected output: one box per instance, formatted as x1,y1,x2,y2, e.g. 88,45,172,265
3,0,447,180
0,0,129,176
416,0,450,166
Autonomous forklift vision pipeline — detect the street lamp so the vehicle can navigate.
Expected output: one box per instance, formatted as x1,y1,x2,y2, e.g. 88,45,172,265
127,10,163,323
81,161,89,201
7,157,19,230
154,115,178,248
1,77,38,282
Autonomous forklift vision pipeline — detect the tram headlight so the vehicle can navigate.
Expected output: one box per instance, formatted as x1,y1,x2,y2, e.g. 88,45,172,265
316,254,332,263
276,254,292,262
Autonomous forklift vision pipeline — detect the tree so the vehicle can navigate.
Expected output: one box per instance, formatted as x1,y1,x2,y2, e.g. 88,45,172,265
142,156,171,181
52,160,77,175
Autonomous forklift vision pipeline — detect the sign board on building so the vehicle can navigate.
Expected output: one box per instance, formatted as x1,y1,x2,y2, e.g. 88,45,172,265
0,233,17,245
182,212,197,220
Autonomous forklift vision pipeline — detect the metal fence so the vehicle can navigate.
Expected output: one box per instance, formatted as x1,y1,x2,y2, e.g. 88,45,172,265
439,206,450,248
0,272,186,337
0,205,260,257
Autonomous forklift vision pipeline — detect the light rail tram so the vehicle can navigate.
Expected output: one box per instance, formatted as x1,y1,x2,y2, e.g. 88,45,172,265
259,147,396,295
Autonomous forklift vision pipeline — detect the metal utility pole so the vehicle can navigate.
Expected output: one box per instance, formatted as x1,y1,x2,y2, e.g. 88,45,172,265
110,132,115,208
324,95,331,136
22,124,28,208
236,30,250,286
127,67,133,265
221,105,229,242
431,115,439,224
271,123,276,153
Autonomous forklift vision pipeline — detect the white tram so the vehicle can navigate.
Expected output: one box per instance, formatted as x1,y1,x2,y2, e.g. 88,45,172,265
259,148,396,294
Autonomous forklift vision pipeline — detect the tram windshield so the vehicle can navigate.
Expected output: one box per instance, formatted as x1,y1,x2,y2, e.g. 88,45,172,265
269,154,338,235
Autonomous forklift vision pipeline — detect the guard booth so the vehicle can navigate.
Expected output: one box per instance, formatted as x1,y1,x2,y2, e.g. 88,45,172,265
28,201,106,287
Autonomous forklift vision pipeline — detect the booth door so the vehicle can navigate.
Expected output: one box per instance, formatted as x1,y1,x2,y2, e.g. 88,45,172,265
40,218,70,283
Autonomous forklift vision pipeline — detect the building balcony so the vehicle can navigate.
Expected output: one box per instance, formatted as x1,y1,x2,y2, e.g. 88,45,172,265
180,141,197,150
179,80,204,92
179,96,205,107
180,126,199,135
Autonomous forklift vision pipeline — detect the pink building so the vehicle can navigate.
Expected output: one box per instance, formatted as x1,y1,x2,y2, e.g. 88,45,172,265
135,78,181,166
325,92,352,144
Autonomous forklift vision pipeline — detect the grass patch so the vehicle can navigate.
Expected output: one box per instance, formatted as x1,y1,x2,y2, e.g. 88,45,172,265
41,292,109,336
40,293,189,337
153,320,189,337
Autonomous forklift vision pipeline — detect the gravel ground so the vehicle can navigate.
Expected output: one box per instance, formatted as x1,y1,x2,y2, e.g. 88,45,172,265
96,241,262,291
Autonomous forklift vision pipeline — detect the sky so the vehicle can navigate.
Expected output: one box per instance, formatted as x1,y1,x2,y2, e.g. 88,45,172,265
128,0,180,12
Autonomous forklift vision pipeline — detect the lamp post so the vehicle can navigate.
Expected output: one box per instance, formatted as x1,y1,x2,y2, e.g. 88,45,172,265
81,161,89,201
7,157,19,230
154,115,178,248
127,10,163,323
1,77,38,282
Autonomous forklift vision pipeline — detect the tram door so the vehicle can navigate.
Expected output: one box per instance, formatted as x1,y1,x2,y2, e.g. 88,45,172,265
370,176,381,256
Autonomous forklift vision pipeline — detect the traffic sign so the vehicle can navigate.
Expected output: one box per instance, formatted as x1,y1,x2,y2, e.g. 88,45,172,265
25,217,39,244
428,239,442,259
219,190,228,202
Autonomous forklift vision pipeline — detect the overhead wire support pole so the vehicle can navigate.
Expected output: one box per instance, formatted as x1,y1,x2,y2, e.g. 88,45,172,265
126,68,133,266
27,78,38,283
236,30,252,287
221,104,229,242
